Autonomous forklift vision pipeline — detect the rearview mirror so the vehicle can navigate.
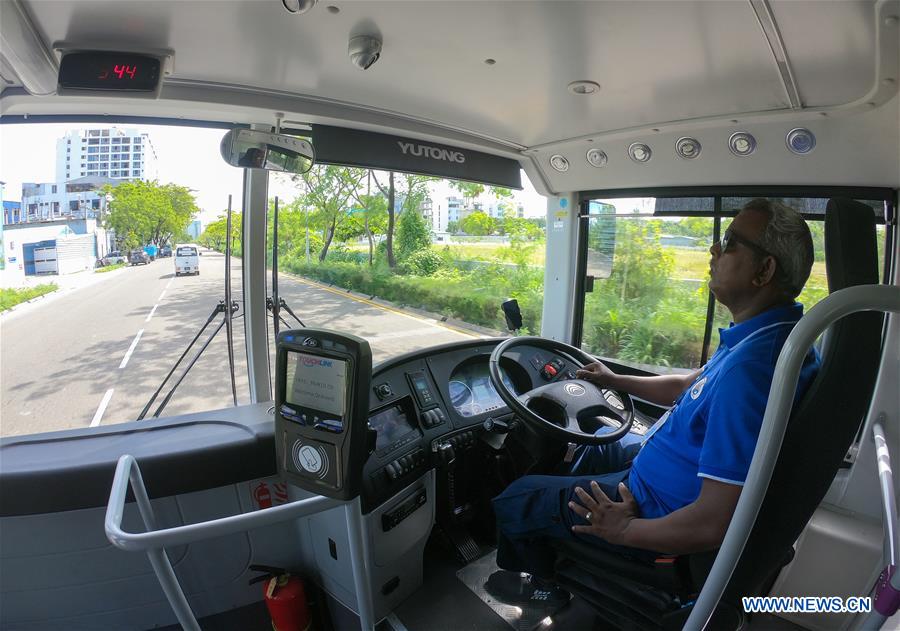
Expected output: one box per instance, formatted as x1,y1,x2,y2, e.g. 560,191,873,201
220,129,315,174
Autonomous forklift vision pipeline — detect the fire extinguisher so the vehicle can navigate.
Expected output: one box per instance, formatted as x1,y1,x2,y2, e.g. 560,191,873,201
250,565,311,631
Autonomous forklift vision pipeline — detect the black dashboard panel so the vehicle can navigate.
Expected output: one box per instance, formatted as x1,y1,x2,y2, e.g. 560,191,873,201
361,339,583,512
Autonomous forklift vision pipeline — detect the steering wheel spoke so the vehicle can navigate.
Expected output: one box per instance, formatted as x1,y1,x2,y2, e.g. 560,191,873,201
489,337,634,446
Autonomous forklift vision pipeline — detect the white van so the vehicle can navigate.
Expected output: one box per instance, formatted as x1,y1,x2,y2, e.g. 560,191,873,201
174,244,200,276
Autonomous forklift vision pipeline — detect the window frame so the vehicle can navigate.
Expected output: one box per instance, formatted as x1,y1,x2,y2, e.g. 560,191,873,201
572,186,895,364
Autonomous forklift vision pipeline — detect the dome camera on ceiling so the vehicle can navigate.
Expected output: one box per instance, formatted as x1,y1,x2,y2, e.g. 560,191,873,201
348,35,382,70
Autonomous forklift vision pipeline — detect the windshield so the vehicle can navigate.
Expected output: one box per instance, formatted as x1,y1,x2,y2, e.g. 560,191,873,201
0,122,546,437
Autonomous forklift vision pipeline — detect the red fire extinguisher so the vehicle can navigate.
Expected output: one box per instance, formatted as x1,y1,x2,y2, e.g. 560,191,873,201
251,565,311,631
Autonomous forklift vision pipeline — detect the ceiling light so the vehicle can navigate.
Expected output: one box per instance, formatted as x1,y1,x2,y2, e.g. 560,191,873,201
282,0,317,14
785,128,816,155
728,132,757,157
567,80,601,95
549,155,569,172
586,149,608,168
627,143,652,163
675,137,701,160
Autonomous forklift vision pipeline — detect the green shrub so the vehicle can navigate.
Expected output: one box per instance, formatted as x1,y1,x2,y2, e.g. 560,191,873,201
96,263,126,273
400,249,444,276
0,284,58,311
282,257,543,333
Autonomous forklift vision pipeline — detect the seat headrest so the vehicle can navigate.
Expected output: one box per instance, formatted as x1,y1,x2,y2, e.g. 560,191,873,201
825,198,880,291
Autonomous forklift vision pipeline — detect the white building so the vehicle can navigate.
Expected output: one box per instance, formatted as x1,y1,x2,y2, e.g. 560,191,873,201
55,127,158,183
1,219,107,288
446,196,465,224
18,176,118,225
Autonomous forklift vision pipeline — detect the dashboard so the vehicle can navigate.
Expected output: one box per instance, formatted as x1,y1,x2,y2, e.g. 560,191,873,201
361,338,580,513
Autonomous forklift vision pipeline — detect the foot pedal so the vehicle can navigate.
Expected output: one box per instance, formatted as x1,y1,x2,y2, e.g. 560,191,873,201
440,524,481,563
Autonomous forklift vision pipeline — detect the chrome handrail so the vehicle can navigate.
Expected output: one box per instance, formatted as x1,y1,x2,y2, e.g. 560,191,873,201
105,454,345,630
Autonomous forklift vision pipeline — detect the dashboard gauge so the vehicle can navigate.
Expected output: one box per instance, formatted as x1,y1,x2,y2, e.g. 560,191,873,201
449,380,473,408
447,361,518,417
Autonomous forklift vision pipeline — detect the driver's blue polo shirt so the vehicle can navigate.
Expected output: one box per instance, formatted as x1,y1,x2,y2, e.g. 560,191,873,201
627,302,820,519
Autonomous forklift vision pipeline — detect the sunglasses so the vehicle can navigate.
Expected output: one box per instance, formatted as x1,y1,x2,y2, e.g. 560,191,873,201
719,228,778,263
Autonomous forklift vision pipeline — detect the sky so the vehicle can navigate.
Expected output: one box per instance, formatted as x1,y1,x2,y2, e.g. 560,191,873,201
0,122,550,228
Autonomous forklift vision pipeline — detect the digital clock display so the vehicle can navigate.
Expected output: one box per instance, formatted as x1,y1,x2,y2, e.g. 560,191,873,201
58,52,161,92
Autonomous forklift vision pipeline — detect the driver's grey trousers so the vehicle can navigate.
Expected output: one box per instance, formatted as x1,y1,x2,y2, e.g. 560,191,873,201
493,431,654,578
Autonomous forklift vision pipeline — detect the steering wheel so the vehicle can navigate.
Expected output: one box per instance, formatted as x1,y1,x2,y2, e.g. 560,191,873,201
489,336,634,445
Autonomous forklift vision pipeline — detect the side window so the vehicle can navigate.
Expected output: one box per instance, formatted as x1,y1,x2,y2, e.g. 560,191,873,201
581,195,889,374
1,123,244,438
581,198,714,373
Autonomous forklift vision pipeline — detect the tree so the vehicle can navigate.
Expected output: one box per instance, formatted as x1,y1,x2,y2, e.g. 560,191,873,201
396,206,431,260
446,220,460,234
292,165,366,262
199,212,242,253
372,171,435,267
460,211,495,236
347,172,389,266
104,180,198,248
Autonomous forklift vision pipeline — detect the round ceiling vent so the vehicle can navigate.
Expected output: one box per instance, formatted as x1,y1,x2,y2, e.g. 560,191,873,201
785,128,816,154
628,142,652,163
549,154,570,172
728,132,757,157
675,137,701,160
586,148,608,168
567,80,601,95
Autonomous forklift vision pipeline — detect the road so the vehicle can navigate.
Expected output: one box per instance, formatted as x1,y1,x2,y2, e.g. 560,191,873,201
0,251,479,437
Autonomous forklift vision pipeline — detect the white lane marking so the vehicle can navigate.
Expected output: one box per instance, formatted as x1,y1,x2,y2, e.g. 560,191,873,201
90,389,115,427
166,278,174,289
159,290,167,301
146,304,159,322
119,329,144,369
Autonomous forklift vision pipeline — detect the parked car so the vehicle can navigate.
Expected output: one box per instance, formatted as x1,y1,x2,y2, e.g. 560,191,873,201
158,246,172,258
129,249,151,265
101,250,127,266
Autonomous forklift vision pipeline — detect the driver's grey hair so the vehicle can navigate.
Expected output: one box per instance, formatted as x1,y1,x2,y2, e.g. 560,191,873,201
743,198,814,299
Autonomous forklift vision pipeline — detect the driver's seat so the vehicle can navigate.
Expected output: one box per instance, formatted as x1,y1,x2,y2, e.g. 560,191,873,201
551,198,885,630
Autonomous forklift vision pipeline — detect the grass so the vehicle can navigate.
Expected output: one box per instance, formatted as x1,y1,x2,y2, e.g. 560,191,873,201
664,245,827,292
0,284,58,312
96,263,126,273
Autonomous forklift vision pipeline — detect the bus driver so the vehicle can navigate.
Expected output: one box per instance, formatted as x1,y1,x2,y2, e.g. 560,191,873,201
487,199,822,606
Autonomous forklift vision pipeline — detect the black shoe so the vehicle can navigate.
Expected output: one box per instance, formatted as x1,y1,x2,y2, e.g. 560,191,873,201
485,570,570,607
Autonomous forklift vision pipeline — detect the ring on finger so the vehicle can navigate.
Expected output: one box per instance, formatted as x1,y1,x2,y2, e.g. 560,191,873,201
585,511,592,522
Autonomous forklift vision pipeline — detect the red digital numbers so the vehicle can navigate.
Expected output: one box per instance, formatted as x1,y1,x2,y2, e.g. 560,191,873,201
111,64,137,80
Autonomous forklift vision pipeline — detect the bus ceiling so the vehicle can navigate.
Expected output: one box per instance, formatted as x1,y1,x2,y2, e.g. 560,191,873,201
0,0,898,194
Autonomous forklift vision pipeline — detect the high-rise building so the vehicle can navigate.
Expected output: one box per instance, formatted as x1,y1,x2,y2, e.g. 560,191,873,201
55,128,158,183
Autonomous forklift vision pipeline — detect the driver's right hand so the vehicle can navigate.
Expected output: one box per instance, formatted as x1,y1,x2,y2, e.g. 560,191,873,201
576,361,619,389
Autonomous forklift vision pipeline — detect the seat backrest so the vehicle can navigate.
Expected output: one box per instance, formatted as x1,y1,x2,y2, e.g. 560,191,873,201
724,198,885,600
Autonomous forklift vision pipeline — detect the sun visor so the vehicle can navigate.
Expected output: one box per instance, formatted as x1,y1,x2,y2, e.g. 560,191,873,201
311,125,522,189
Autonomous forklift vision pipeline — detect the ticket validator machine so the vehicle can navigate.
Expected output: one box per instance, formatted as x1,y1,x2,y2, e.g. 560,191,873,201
275,328,373,499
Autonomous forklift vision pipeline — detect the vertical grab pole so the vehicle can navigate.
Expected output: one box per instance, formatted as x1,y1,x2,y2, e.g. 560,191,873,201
224,194,238,406
345,497,377,631
273,196,281,338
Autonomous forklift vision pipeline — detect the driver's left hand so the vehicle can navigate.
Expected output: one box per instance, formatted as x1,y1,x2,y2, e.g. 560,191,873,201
569,481,640,545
